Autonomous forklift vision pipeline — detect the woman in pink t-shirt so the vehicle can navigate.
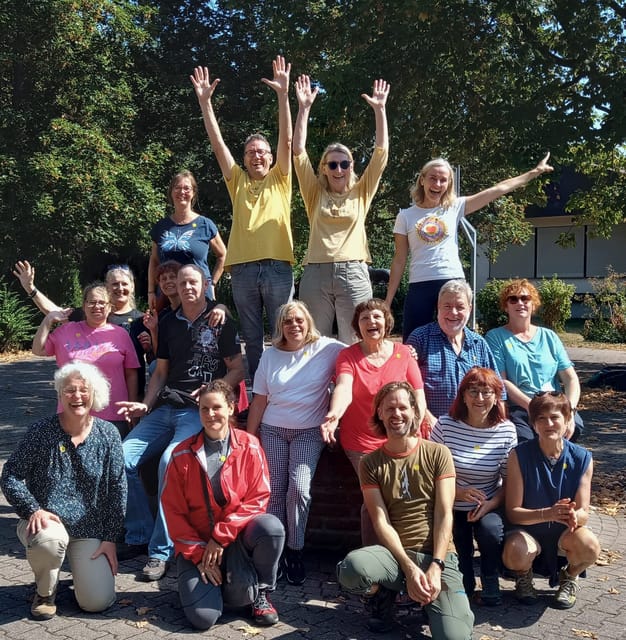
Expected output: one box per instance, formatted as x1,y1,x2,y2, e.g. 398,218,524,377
320,299,425,544
32,282,140,438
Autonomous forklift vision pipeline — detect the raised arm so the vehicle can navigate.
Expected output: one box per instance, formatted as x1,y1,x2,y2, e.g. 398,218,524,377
261,55,292,174
465,152,553,215
13,261,62,315
361,78,390,150
293,74,318,156
31,309,71,356
190,66,236,180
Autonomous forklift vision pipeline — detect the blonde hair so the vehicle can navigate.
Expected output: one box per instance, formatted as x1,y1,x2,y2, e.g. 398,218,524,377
272,301,320,348
317,143,358,192
410,158,456,208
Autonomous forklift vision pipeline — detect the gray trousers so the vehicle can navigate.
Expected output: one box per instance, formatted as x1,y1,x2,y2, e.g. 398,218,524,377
338,545,474,640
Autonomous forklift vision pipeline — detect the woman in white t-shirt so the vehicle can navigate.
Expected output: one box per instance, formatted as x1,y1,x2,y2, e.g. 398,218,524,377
246,301,345,586
385,154,553,340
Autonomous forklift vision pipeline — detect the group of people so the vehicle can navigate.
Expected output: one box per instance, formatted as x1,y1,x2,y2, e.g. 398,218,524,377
2,54,600,640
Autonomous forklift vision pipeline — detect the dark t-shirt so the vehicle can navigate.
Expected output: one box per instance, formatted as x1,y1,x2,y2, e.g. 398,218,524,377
157,302,241,392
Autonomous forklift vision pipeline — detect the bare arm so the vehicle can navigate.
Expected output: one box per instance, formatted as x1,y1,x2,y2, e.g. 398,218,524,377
384,233,409,306
209,232,227,287
261,55,292,175
293,74,318,156
190,66,236,180
246,393,269,436
361,79,390,150
221,353,245,390
320,372,353,443
31,309,71,356
501,372,531,410
117,358,168,419
559,366,581,440
124,368,139,404
465,152,553,215
147,243,160,311
13,261,62,315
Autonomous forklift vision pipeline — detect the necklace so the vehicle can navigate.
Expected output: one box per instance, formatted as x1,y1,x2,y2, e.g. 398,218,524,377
326,191,348,216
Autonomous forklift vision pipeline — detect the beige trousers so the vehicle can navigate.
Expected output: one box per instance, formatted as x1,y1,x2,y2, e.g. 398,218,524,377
17,519,115,612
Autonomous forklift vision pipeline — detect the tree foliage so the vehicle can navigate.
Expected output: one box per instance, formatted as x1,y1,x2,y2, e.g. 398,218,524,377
1,0,624,305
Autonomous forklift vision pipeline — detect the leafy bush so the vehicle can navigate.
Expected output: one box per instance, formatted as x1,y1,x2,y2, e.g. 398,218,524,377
582,267,626,343
476,279,508,332
0,277,37,352
538,276,575,332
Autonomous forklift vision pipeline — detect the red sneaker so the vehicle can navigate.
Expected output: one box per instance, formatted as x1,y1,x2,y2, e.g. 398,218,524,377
252,589,279,626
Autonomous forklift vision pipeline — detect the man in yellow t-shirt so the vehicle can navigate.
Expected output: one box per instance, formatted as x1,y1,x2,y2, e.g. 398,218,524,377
337,381,474,638
191,56,294,379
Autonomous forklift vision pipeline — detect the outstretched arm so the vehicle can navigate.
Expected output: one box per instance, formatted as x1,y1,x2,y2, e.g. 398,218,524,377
190,66,236,180
13,261,62,315
465,152,553,215
361,79,390,150
261,55,292,175
293,74,318,156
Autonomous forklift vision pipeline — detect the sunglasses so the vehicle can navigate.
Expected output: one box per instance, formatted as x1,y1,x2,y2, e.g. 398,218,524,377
325,160,351,171
507,295,531,304
534,390,564,398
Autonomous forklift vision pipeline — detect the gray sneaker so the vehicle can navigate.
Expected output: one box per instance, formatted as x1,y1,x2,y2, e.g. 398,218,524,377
553,567,580,609
515,569,538,605
142,557,168,581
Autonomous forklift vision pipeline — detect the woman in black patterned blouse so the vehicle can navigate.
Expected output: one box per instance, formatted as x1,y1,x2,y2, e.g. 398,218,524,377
0,362,127,621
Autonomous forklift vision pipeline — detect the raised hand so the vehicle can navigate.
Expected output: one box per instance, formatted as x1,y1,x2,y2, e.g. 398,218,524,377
190,66,221,104
261,55,291,96
295,74,318,109
535,152,553,174
13,260,35,292
361,78,390,110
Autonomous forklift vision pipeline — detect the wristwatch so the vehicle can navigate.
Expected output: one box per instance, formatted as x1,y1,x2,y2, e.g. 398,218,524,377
431,558,445,571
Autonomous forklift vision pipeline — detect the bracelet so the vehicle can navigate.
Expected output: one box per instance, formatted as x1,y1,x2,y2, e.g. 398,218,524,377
28,288,38,299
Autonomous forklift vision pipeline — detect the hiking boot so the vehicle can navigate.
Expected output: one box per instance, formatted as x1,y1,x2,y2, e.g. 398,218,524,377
553,567,580,609
252,589,279,626
367,585,395,633
515,568,538,605
479,575,502,606
31,589,57,620
284,547,306,586
142,557,168,581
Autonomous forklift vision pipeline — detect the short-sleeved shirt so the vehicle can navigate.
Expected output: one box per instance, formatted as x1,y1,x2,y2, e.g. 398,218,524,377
294,147,388,264
150,215,219,282
485,326,573,396
431,415,517,511
360,439,456,554
336,342,424,453
224,163,293,267
406,321,502,420
157,302,241,392
393,198,466,283
45,321,140,421
253,337,345,429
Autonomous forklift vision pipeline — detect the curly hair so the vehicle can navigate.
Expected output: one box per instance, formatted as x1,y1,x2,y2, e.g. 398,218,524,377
54,361,111,412
498,278,541,312
351,299,394,340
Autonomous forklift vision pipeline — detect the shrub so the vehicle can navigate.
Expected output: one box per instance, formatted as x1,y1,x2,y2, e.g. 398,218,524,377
476,279,508,332
582,267,626,343
0,277,37,352
538,276,575,332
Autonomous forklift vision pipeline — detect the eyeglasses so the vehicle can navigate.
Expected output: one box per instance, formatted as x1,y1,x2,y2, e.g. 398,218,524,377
245,148,270,157
325,160,351,171
86,300,109,308
466,388,495,398
507,295,531,304
62,387,90,396
534,390,564,398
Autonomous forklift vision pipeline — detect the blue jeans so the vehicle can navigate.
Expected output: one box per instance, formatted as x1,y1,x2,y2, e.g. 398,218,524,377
230,260,294,379
453,508,504,595
122,405,202,554
299,261,372,344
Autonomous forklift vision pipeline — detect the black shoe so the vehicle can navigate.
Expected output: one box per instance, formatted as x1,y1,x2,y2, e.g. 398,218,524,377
367,585,395,633
284,547,306,585
117,543,148,561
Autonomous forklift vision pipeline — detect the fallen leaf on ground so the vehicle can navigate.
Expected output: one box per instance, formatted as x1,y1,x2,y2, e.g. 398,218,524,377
608,587,620,594
118,598,133,606
237,624,262,636
571,629,598,639
134,620,149,628
136,606,152,615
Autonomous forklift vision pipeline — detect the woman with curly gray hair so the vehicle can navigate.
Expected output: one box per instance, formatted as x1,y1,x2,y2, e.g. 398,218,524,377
1,361,127,621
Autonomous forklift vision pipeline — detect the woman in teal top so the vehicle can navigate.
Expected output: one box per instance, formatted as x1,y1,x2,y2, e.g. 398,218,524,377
485,278,583,443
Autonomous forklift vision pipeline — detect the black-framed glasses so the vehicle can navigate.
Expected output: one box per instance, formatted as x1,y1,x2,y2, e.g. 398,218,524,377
533,390,564,398
245,148,270,157
325,160,351,170
507,295,531,304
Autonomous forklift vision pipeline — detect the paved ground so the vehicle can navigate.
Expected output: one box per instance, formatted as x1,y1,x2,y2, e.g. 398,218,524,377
0,350,624,640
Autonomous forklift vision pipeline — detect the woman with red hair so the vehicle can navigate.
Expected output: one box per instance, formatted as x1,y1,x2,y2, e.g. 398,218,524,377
431,367,517,606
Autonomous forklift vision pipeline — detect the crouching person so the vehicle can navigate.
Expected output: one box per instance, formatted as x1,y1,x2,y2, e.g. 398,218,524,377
503,391,600,609
337,381,474,640
0,362,126,620
161,380,285,630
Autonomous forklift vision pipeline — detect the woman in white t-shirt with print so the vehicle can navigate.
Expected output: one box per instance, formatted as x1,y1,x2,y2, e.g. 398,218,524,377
246,301,344,587
385,153,553,340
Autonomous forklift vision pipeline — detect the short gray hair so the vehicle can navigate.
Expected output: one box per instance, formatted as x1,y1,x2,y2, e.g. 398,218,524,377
438,279,473,305
54,361,111,412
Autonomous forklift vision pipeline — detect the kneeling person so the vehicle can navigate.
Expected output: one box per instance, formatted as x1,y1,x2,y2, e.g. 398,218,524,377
337,381,474,639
